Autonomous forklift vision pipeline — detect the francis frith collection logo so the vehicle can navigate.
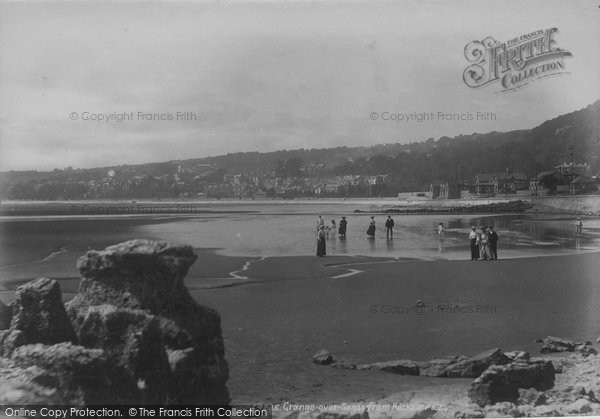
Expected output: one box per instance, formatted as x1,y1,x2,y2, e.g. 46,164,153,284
463,28,572,92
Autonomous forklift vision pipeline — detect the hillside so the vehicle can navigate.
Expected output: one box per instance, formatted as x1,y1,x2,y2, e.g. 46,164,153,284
0,100,598,199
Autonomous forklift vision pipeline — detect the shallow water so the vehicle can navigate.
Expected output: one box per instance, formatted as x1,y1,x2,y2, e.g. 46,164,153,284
1,203,599,267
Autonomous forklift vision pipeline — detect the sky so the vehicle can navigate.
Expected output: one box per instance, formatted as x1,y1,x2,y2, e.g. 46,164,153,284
0,0,598,171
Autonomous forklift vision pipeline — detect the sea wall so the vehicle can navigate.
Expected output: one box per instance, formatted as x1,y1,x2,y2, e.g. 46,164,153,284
0,239,230,405
530,196,600,215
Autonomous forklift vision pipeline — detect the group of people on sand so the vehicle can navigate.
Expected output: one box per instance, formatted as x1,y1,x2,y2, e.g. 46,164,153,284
316,214,399,256
367,215,396,239
468,225,498,261
316,215,348,256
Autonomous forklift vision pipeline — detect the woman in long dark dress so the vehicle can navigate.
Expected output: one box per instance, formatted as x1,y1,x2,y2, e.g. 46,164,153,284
338,216,348,237
367,216,376,237
316,225,326,256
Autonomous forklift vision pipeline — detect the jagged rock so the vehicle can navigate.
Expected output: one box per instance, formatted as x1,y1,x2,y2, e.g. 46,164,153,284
453,408,484,418
418,358,454,377
565,398,594,414
312,349,334,365
0,329,25,357
66,239,230,404
468,360,555,407
71,240,198,311
539,336,576,353
518,388,548,406
579,346,598,357
356,359,420,375
532,405,561,417
10,342,137,405
445,348,509,378
75,304,171,403
0,299,11,330
483,402,520,418
504,351,530,362
8,277,77,347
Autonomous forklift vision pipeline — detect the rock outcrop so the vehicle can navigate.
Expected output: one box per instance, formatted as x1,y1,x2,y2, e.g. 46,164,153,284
7,277,77,350
468,359,555,407
536,336,598,357
356,360,420,376
326,349,508,379
445,348,509,378
313,349,334,365
0,239,230,405
539,336,576,353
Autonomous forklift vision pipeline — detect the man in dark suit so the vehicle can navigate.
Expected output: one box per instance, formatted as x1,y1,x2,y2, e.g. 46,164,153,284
385,215,395,239
488,225,499,260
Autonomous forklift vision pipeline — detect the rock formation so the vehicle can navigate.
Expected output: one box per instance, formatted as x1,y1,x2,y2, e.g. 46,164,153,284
468,359,555,407
0,239,230,405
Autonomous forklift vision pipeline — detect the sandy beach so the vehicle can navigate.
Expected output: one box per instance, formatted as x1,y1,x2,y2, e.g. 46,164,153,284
3,246,599,407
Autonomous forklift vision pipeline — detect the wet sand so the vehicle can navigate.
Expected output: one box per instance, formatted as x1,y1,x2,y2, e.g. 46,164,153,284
188,252,600,404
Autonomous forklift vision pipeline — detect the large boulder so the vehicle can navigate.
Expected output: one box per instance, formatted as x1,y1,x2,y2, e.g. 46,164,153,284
8,277,77,348
66,239,230,404
10,342,137,405
313,349,334,365
445,348,509,378
75,305,171,404
468,360,555,407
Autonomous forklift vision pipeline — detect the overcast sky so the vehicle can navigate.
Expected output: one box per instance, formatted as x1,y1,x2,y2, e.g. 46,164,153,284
0,0,598,171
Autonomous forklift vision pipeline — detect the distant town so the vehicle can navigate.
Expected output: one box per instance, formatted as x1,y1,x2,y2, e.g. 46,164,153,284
0,159,597,201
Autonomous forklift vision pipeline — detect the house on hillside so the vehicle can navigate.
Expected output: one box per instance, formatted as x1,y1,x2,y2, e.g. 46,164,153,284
495,171,529,195
475,172,529,196
570,175,599,195
530,170,556,196
429,180,446,199
555,162,590,182
475,174,496,196
429,179,464,199
530,162,595,196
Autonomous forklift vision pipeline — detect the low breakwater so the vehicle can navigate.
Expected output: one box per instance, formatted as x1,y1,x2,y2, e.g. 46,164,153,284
530,195,600,216
356,200,531,215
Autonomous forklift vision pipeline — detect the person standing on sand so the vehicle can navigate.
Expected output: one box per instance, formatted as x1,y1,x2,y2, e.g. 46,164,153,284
576,217,583,234
367,216,376,238
469,226,479,260
385,215,395,239
330,220,337,238
316,225,326,257
339,216,348,237
488,225,498,260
